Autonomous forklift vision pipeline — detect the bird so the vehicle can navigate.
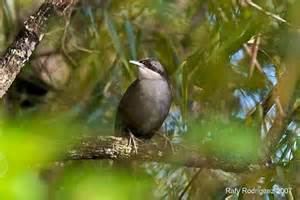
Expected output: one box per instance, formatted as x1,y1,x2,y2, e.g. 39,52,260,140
115,58,172,146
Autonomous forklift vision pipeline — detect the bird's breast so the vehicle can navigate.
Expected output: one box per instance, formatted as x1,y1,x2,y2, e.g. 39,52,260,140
139,79,171,107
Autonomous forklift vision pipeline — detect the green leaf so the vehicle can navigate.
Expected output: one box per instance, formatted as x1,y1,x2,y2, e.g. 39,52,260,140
125,19,137,60
104,11,133,79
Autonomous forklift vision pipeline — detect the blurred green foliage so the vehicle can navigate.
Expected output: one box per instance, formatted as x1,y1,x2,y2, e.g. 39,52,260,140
188,115,260,164
0,112,81,199
53,163,154,200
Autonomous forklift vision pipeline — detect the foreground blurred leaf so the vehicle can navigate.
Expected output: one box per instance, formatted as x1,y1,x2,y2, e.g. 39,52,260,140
54,163,154,200
187,115,261,164
0,113,82,198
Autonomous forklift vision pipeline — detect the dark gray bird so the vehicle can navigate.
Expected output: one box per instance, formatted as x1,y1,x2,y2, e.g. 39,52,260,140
115,58,172,140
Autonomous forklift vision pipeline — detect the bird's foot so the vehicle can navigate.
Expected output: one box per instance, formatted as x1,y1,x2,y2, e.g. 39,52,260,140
157,132,174,153
128,132,142,154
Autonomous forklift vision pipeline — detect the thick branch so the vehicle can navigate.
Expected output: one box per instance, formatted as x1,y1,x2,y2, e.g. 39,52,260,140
0,0,76,98
64,135,264,173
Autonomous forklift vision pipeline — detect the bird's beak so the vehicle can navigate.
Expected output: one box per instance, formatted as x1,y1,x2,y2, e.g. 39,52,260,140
129,60,145,68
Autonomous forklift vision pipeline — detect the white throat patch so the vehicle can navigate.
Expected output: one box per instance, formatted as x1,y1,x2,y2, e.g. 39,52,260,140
138,66,162,80
129,60,162,80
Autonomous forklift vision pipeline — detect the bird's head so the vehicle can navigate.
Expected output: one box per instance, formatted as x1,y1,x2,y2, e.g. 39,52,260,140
129,58,167,80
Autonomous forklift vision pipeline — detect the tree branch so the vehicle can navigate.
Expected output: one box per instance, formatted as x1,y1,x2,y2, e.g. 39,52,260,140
63,135,266,173
0,0,77,98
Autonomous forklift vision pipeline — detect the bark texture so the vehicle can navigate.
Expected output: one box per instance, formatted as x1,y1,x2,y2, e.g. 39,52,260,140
64,135,265,173
0,0,76,98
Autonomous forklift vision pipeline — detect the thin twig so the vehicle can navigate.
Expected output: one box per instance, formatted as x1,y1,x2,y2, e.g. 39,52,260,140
61,7,76,67
178,169,202,200
245,0,297,29
243,43,263,76
249,33,261,77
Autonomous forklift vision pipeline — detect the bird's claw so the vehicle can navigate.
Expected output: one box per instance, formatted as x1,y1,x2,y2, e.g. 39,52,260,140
128,132,142,154
157,132,174,153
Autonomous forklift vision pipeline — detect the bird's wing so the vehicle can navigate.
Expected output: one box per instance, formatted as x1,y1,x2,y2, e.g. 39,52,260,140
114,80,140,136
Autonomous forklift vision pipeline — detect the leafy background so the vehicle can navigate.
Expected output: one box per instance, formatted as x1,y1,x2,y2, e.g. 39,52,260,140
0,0,299,199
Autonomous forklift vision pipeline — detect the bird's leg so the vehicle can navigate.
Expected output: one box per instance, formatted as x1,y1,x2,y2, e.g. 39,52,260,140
127,131,142,154
157,132,174,153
